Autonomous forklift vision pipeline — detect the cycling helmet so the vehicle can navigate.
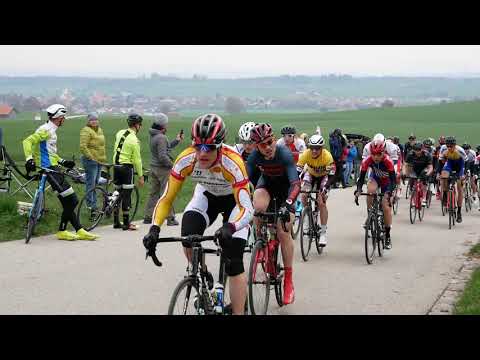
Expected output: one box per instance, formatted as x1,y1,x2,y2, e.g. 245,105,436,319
438,136,446,145
238,122,256,143
462,143,471,150
251,123,274,144
127,113,143,127
152,113,168,130
476,145,480,152
423,138,433,147
191,113,226,145
413,142,423,151
370,140,386,155
445,136,456,146
280,125,296,135
46,104,67,119
408,133,416,141
308,134,325,147
373,133,386,146
393,136,400,144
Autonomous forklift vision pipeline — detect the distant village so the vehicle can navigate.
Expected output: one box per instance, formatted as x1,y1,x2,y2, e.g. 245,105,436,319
0,87,467,120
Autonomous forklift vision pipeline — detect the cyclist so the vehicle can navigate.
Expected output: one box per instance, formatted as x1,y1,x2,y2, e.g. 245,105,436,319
247,123,300,305
462,143,478,204
438,136,466,223
355,139,396,250
363,134,402,179
112,113,145,231
276,125,306,162
234,121,257,162
297,134,335,247
393,136,404,162
143,114,253,315
434,136,447,200
403,142,434,207
403,133,417,160
23,104,98,241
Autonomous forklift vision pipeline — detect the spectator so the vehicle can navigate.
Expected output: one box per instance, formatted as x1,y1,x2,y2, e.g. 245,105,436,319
80,113,106,216
143,113,184,225
329,128,347,188
344,139,357,187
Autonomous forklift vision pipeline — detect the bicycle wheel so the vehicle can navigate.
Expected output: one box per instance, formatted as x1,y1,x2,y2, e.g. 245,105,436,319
25,191,44,244
409,190,417,224
314,223,324,255
130,186,140,221
405,183,411,199
168,277,203,315
418,198,425,221
392,191,399,215
291,214,301,239
364,214,376,265
248,241,270,315
299,207,312,262
273,242,283,307
76,186,109,231
376,219,384,258
465,184,472,212
426,189,432,209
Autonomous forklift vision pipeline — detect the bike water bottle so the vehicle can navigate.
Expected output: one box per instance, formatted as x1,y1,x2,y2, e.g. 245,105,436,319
213,283,224,314
110,190,120,206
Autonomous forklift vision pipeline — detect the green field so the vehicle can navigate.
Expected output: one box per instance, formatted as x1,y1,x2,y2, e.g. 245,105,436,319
1,101,480,241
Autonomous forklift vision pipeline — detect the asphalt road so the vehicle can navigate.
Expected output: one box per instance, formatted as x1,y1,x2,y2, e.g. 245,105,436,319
1,187,479,315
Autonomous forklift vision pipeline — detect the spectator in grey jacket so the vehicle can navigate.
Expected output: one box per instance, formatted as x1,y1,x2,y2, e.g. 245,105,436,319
143,113,184,225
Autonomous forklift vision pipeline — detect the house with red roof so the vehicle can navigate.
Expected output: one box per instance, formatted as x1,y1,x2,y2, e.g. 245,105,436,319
0,104,17,119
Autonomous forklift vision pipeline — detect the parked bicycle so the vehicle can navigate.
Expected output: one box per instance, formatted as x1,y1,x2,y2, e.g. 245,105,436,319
145,234,247,315
298,190,324,261
355,190,389,265
25,166,81,244
76,164,141,231
248,204,287,315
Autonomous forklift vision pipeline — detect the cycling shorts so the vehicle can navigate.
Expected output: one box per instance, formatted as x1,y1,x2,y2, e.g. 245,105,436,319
256,175,290,212
368,172,393,194
443,159,464,178
113,164,134,190
302,173,328,192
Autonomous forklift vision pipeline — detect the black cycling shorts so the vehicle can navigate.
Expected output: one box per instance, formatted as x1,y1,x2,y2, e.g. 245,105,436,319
256,175,289,212
113,164,134,189
47,166,74,198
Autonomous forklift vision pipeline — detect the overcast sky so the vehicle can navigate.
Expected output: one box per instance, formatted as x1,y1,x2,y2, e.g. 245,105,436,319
2,45,480,78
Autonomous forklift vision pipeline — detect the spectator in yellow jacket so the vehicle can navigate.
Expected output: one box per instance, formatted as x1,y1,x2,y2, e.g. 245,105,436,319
80,113,106,215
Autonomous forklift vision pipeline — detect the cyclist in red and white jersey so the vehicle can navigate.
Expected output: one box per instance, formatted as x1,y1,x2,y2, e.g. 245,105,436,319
276,125,306,163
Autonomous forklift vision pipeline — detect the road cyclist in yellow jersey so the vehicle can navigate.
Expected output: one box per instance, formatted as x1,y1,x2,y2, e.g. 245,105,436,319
143,114,254,315
296,134,336,247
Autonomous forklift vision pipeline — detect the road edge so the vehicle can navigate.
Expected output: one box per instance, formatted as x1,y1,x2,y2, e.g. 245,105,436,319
427,236,480,315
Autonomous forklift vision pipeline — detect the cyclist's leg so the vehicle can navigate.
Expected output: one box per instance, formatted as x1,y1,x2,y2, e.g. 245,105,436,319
252,176,270,237
456,163,464,209
301,173,312,206
225,205,249,315
317,176,328,226
47,171,81,232
441,161,451,202
366,176,379,209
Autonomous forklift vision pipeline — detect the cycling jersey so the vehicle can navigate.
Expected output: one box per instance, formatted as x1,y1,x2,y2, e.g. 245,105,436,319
358,155,396,193
153,144,253,232
363,141,401,173
296,148,335,178
439,145,467,161
405,150,432,176
23,121,62,167
247,144,301,204
276,137,306,162
113,129,143,177
466,149,476,163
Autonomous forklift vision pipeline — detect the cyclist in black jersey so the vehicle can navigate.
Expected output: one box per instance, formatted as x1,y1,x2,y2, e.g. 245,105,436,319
247,123,300,305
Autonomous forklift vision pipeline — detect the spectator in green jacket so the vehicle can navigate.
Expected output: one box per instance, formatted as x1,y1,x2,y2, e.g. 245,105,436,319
80,113,107,214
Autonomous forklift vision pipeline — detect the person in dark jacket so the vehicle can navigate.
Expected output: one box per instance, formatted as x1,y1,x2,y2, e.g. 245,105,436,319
329,128,347,188
143,113,184,225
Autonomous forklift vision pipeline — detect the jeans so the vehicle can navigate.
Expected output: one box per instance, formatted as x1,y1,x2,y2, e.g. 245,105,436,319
81,156,102,209
144,166,175,221
344,161,353,185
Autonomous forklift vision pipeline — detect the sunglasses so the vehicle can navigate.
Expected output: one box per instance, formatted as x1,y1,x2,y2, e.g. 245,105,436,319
446,145,455,148
284,134,295,137
194,143,220,152
310,146,323,151
258,138,275,148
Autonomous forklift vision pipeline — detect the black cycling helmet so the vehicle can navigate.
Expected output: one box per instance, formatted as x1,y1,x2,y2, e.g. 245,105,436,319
280,125,296,135
423,138,433,147
462,143,471,150
392,136,400,144
412,142,423,151
408,133,416,141
127,113,143,127
445,136,456,146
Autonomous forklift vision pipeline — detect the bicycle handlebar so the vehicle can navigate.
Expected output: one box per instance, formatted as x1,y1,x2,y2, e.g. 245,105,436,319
354,192,391,207
145,235,217,267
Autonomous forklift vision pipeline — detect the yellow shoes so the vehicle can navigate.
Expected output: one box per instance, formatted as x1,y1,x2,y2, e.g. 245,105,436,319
56,230,79,241
76,228,99,241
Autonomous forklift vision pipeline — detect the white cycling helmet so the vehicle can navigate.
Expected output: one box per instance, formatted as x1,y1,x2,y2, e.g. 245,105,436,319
46,104,67,119
308,134,325,147
238,122,256,142
373,133,386,146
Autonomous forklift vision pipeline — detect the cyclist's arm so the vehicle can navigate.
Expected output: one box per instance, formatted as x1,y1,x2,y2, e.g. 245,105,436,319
131,140,143,177
281,147,301,202
356,157,371,190
152,148,195,226
246,151,261,187
324,152,337,188
296,151,307,174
